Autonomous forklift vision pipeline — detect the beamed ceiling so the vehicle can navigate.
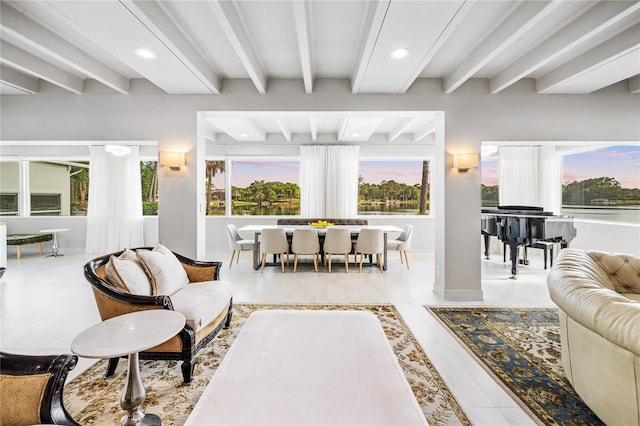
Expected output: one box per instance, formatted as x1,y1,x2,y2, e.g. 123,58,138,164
1,0,638,143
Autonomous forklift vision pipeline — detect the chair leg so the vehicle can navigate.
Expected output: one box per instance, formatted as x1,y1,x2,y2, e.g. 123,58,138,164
404,251,410,269
377,253,383,273
344,253,349,273
312,254,318,272
359,253,364,272
399,250,404,264
327,253,332,272
181,359,194,385
229,250,236,269
236,250,241,264
260,253,267,273
38,242,44,256
105,357,119,378
16,246,21,259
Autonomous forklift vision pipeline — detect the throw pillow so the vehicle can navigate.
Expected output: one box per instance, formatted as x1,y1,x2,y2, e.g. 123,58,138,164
137,244,189,295
105,249,152,295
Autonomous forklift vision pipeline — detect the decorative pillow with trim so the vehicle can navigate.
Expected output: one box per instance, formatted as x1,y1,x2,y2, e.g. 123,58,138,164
0,373,50,425
104,249,152,295
137,244,189,295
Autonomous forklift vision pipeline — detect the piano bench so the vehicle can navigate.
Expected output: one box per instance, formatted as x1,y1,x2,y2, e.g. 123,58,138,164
503,241,555,270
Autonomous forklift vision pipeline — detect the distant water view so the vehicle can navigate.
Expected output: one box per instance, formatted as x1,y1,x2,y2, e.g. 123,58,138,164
562,206,640,225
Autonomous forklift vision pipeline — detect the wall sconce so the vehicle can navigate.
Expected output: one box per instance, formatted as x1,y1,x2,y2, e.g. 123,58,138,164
159,151,186,171
453,153,478,172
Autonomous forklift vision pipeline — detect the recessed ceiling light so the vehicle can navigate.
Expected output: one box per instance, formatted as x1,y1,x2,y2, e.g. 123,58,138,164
240,133,248,138
352,133,360,138
390,48,410,59
134,48,157,60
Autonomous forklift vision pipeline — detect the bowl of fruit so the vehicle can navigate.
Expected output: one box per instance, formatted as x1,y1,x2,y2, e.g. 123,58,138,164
308,220,334,228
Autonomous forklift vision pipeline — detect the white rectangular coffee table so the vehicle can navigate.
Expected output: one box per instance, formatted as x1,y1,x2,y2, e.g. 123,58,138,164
185,309,427,426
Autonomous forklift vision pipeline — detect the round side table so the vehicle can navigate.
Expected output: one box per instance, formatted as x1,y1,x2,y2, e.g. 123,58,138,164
71,310,185,426
39,228,70,257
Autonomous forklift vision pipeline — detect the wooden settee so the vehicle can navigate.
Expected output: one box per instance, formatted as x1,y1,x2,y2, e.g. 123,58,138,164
84,246,233,384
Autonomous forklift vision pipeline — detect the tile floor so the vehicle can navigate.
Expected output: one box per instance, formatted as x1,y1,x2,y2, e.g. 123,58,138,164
0,248,556,425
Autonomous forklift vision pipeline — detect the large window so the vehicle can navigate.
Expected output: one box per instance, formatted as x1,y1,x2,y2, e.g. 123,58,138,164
0,159,159,217
562,145,640,224
481,158,499,208
205,160,226,216
230,159,300,216
358,160,429,215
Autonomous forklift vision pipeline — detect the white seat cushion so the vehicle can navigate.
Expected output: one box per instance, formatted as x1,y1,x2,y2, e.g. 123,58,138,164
170,281,232,332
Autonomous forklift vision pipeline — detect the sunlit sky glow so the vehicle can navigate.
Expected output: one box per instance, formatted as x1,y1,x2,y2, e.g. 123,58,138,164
482,145,640,189
212,159,424,189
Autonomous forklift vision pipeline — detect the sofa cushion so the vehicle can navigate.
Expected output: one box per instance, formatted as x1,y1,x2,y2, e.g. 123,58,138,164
137,244,190,295
170,281,232,332
105,249,152,295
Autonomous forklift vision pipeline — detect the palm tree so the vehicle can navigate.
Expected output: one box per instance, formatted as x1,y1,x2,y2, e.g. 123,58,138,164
419,160,429,214
206,161,225,215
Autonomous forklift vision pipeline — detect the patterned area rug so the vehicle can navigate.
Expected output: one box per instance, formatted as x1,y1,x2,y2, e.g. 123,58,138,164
426,306,604,426
65,303,470,425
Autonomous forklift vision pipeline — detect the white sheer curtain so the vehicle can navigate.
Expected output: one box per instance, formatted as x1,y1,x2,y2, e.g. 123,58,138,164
539,145,562,214
498,146,540,207
300,145,360,217
85,146,144,254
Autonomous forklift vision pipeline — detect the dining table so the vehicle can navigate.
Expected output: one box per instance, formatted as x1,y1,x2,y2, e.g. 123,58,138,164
237,224,403,271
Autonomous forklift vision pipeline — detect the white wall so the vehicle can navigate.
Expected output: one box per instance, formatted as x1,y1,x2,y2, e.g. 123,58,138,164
1,77,638,299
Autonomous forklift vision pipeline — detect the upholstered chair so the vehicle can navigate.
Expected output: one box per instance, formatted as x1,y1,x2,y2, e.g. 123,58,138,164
387,224,413,269
354,228,384,273
291,228,321,272
323,227,353,272
0,352,80,425
260,228,290,272
226,224,255,268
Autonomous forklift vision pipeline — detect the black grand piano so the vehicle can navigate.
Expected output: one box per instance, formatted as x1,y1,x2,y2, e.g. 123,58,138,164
481,205,577,278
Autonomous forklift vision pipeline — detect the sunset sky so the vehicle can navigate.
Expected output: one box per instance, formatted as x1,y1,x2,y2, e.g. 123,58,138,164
482,145,640,189
214,159,424,189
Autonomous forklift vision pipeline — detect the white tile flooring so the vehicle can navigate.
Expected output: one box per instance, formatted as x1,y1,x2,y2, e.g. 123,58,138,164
0,248,556,425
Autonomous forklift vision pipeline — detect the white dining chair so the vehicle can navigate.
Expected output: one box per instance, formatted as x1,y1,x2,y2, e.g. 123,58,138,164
226,224,256,269
322,227,352,273
259,228,290,273
354,228,384,273
387,224,413,269
291,228,320,272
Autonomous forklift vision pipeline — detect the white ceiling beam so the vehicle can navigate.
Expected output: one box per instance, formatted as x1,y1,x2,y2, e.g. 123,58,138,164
443,0,563,94
629,75,640,94
292,0,313,94
122,0,221,94
0,64,38,94
537,23,640,94
0,3,129,94
399,0,476,93
309,117,318,142
351,0,390,93
207,0,267,94
413,117,438,142
274,118,292,142
338,118,350,141
491,1,640,93
388,117,419,142
0,41,84,93
241,118,267,142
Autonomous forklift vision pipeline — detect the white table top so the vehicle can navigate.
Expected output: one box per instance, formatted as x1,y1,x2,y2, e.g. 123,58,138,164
71,310,185,359
238,224,403,233
39,228,70,233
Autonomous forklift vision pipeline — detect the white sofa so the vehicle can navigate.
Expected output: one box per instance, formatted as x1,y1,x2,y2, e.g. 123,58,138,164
547,248,640,426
